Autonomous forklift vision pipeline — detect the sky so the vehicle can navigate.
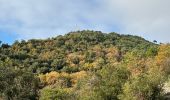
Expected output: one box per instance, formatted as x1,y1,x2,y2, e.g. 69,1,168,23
0,0,170,44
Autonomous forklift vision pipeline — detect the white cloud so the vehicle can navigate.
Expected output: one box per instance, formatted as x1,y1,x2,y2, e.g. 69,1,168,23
0,0,170,43
0,0,103,39
103,0,170,42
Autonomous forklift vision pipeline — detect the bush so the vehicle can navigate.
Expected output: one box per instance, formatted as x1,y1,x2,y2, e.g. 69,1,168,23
40,88,74,100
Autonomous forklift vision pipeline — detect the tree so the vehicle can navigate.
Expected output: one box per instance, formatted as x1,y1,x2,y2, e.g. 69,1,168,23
1,43,10,48
153,40,157,43
0,40,2,45
76,65,129,100
0,65,39,100
119,52,167,100
51,58,66,70
156,44,170,74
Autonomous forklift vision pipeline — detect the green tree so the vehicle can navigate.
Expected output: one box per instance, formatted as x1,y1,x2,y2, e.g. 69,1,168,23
0,65,39,100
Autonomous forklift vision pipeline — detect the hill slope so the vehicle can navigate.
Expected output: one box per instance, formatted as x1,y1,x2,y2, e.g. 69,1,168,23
2,30,170,100
0,30,156,73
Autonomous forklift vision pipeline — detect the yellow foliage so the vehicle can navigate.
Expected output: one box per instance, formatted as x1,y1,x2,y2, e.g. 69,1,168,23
66,53,85,66
46,71,60,85
39,71,87,87
104,47,118,60
83,63,94,70
30,48,37,55
70,71,87,85
39,74,46,84
39,51,56,61
44,41,54,47
60,72,70,78
92,45,102,52
39,71,60,85
46,72,60,84
156,44,170,65
155,44,170,74
27,43,33,48
92,45,104,57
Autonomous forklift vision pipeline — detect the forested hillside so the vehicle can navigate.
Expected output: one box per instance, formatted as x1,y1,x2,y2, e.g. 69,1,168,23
1,30,170,100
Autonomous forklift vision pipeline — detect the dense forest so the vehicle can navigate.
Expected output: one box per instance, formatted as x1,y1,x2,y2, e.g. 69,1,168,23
0,30,170,100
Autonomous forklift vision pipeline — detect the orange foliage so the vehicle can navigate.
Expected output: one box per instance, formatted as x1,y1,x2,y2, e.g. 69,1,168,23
66,53,85,67
104,47,118,59
39,71,87,86
39,71,60,85
156,44,170,65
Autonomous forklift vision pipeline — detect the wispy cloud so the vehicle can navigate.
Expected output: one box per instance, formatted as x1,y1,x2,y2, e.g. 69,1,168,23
0,0,170,43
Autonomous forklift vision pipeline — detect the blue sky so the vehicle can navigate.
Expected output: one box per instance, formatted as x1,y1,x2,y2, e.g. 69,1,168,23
0,31,17,44
0,0,170,44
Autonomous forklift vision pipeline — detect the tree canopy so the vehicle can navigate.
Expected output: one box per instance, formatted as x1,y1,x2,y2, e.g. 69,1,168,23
1,30,170,100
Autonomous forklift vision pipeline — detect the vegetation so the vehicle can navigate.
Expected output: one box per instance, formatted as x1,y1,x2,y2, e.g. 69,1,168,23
0,30,170,100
